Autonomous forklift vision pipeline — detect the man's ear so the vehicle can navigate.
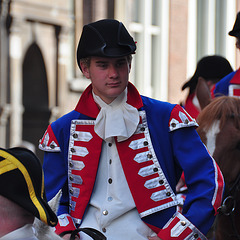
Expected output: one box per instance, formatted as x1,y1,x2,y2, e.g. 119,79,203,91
128,63,131,73
80,62,90,79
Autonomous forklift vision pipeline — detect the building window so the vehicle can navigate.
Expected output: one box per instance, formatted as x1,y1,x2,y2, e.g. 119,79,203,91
127,0,169,100
71,0,115,92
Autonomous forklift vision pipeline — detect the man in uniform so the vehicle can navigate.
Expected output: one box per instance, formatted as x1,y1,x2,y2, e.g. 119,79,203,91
0,147,58,240
181,55,233,119
213,12,240,97
40,19,224,240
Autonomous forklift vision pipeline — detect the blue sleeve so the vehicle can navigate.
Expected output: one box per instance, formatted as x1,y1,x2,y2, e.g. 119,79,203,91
171,127,224,234
214,71,236,96
42,110,81,201
42,110,85,216
43,150,68,201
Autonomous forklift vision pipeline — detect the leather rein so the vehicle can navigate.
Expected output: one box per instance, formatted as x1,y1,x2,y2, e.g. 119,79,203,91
217,173,240,239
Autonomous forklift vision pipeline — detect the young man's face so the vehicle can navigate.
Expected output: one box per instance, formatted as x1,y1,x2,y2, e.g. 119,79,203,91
81,56,131,104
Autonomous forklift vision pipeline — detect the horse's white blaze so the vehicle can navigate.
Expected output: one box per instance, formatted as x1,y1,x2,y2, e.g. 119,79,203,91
205,120,220,156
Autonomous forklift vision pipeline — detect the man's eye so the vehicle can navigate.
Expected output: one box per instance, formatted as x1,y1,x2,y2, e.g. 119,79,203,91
117,61,126,67
97,64,107,68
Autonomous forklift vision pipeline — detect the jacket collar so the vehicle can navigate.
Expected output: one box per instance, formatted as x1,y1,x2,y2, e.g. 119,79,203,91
75,82,143,118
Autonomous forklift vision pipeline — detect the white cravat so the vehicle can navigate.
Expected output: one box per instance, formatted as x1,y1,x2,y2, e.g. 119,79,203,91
93,88,139,142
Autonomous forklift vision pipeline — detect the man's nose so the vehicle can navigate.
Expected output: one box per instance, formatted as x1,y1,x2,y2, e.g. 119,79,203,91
108,65,118,78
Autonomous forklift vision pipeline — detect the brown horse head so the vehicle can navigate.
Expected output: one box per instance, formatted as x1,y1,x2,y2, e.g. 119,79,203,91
197,96,240,240
197,96,240,188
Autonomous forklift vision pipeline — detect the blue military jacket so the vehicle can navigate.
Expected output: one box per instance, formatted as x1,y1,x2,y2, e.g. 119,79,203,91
40,83,224,239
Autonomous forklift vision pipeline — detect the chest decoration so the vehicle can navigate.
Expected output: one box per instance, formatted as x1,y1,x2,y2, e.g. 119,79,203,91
229,84,240,97
67,111,179,224
228,69,240,97
116,111,179,218
169,105,198,131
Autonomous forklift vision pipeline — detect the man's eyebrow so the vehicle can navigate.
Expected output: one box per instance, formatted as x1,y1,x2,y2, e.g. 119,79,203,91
95,60,108,64
117,58,127,62
95,58,126,64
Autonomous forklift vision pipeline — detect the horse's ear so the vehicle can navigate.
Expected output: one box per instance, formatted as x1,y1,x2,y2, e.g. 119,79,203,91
196,77,212,110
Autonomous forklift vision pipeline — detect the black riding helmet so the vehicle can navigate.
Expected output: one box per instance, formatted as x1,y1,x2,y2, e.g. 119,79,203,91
76,19,136,71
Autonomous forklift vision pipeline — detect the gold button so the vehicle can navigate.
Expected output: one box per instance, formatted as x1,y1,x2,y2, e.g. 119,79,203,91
159,180,164,184
147,153,153,159
73,133,78,138
103,210,108,215
180,221,186,226
194,233,199,238
50,144,55,149
166,192,171,196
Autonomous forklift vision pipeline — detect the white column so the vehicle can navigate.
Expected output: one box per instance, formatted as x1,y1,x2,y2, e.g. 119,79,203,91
9,34,23,146
226,0,237,68
0,0,10,147
158,0,169,101
187,0,197,79
207,0,216,54
143,0,152,96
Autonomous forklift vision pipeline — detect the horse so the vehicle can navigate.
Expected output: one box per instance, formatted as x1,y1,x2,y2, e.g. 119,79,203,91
196,96,240,240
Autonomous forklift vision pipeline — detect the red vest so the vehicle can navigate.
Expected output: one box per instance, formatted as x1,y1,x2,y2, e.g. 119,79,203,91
67,111,178,224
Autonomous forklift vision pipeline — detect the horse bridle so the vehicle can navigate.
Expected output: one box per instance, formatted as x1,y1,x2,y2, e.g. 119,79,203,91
70,227,107,240
217,173,240,239
64,175,240,240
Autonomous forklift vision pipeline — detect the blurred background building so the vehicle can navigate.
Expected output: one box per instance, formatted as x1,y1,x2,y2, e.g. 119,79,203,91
0,0,239,160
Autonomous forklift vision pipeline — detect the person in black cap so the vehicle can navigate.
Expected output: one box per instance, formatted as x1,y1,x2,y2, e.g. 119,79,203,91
0,147,58,240
213,11,240,98
39,19,224,240
181,55,233,119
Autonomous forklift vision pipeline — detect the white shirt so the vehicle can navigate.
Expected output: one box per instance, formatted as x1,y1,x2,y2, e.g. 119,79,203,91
79,89,156,239
0,224,38,240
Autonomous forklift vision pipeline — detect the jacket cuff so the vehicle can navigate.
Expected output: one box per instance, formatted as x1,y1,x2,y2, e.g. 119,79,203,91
54,214,76,235
157,212,207,240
